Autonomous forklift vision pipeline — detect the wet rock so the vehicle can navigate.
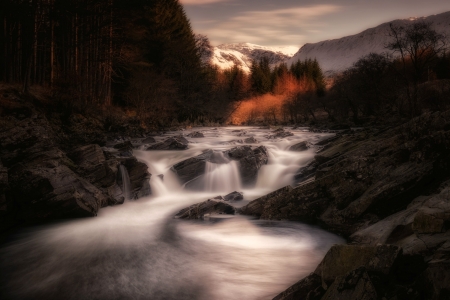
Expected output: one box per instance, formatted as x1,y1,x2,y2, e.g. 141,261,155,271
70,145,116,187
113,141,133,152
0,160,8,213
314,244,402,286
171,150,224,185
289,141,308,152
227,146,268,186
224,191,243,202
142,136,156,144
268,129,294,139
244,137,258,144
187,131,204,138
0,107,112,220
273,273,323,300
117,157,151,199
146,136,188,150
314,134,339,146
412,208,447,234
321,267,377,300
175,199,235,219
240,186,293,217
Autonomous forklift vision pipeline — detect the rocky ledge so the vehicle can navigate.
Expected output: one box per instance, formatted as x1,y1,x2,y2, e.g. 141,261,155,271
0,91,151,230
239,110,450,300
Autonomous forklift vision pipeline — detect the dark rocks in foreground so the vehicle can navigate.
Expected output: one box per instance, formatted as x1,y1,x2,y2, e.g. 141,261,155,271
175,199,235,219
274,244,430,300
0,100,152,225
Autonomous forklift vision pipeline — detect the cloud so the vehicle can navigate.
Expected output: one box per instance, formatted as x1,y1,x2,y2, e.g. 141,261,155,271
198,4,342,46
180,0,231,5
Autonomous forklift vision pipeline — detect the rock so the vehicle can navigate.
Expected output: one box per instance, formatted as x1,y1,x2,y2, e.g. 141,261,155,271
146,136,188,150
321,267,377,300
413,208,447,234
268,129,294,139
240,186,293,217
227,146,268,186
314,134,339,146
289,141,308,152
70,145,115,186
117,157,151,199
0,160,9,213
0,107,112,221
273,273,323,300
113,141,133,152
175,199,235,219
187,131,204,138
223,191,243,202
314,244,402,287
142,136,156,144
171,150,227,185
244,137,258,144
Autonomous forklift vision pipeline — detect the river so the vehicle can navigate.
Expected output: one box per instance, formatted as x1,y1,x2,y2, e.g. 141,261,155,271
0,127,344,300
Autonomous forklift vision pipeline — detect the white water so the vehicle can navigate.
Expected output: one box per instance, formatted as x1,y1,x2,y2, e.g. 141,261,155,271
119,164,132,200
0,127,343,300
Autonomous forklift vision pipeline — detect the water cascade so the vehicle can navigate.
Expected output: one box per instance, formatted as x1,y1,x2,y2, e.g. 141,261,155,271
0,127,343,300
119,164,131,201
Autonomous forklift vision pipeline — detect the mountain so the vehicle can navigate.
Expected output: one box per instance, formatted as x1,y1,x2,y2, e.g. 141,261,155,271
204,43,297,73
288,11,450,74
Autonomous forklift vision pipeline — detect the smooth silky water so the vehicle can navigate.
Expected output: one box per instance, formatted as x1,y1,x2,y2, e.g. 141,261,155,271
0,127,344,300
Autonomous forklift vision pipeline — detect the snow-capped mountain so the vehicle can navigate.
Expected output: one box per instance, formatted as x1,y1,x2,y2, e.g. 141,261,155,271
205,43,298,73
288,11,450,75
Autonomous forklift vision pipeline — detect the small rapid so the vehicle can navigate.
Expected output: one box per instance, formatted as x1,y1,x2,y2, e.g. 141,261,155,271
0,127,343,300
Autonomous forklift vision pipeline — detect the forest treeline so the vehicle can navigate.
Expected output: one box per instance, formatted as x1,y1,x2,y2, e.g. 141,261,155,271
0,0,222,126
1,1,449,127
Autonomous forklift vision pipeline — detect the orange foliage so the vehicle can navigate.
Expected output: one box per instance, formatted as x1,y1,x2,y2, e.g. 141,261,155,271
228,76,318,125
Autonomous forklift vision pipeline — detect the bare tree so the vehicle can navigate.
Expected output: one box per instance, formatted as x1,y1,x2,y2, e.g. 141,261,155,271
387,21,447,116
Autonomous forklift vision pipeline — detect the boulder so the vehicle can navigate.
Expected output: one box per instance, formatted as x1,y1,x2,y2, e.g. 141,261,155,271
289,141,308,152
142,136,156,144
244,137,258,144
273,273,323,300
187,131,204,138
227,146,268,185
175,199,235,219
0,160,8,213
268,129,294,139
171,150,226,185
321,267,377,300
223,191,243,202
314,244,402,287
117,157,151,199
113,141,133,152
146,136,188,150
240,186,293,217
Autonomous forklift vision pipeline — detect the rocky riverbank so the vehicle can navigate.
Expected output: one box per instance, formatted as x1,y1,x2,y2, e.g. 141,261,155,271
0,87,152,233
238,111,450,299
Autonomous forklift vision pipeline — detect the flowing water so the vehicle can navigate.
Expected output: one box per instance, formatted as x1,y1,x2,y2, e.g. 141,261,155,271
0,127,344,300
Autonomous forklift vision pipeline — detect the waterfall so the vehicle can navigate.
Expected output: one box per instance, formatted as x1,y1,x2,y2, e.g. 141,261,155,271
119,165,132,201
151,175,169,197
204,160,241,193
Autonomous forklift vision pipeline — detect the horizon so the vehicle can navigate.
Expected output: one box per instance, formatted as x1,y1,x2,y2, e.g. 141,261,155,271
181,0,450,49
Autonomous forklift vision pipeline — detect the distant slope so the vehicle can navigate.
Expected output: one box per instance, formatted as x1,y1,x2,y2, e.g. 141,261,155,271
205,43,297,73
288,11,450,74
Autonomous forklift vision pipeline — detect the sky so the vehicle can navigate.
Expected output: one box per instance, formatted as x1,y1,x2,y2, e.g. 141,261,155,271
180,0,450,48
